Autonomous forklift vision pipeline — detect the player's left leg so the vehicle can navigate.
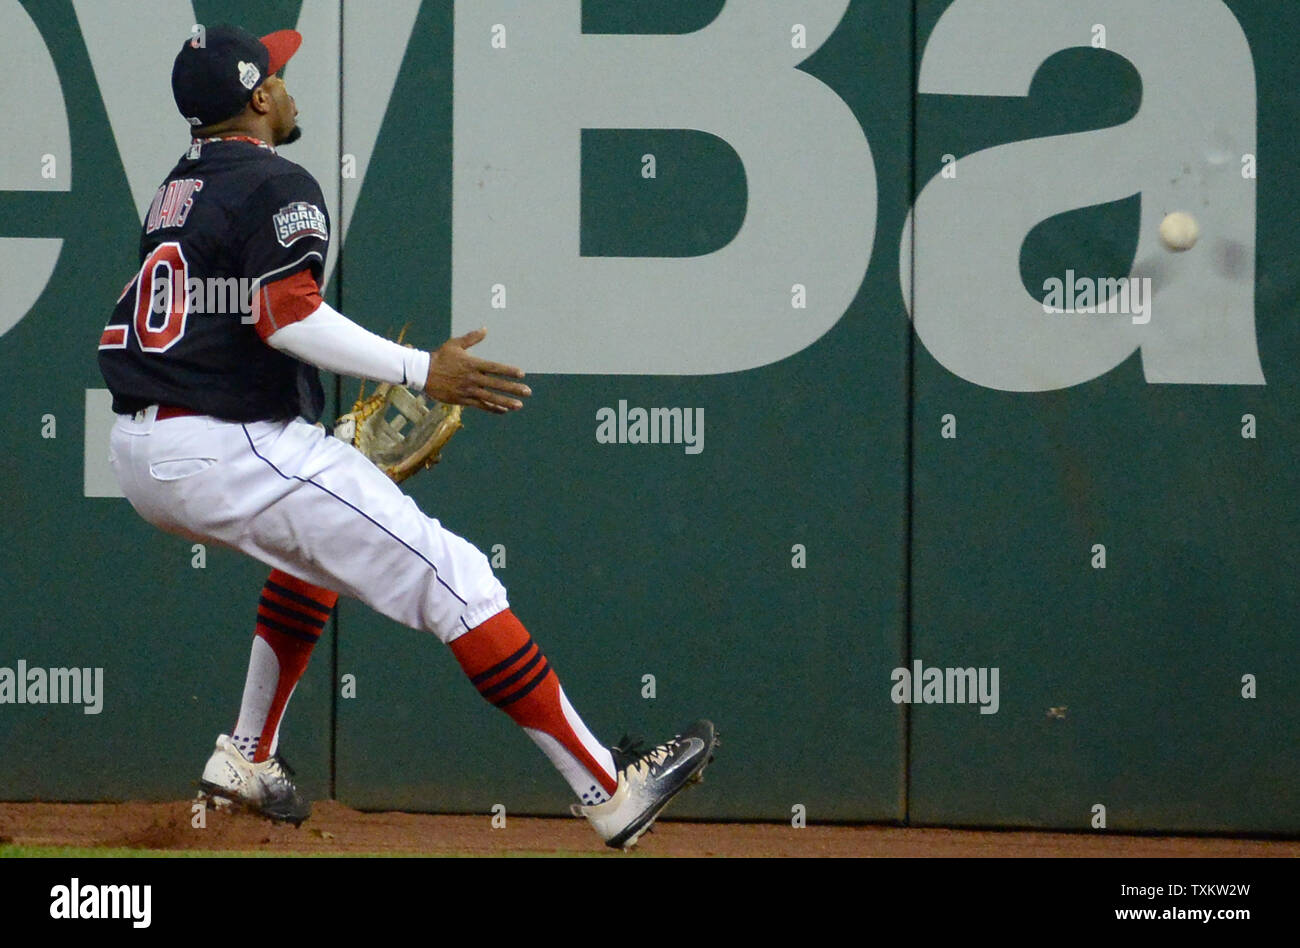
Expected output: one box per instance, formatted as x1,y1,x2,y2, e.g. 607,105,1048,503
448,608,719,849
447,607,617,805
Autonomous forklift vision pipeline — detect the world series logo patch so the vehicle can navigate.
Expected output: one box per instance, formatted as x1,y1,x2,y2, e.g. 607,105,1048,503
237,60,260,90
273,202,328,247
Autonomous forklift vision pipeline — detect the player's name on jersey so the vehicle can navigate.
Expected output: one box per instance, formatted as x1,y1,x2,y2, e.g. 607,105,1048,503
595,400,704,455
144,276,262,323
0,660,104,715
145,177,203,234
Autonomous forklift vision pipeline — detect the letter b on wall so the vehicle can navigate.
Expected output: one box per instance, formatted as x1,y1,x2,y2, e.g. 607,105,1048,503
451,1,875,374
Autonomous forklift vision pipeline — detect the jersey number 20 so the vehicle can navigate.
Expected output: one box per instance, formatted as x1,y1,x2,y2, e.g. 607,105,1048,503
100,242,190,353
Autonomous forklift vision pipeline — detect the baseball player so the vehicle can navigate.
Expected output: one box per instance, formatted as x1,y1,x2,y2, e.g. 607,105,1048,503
97,25,716,849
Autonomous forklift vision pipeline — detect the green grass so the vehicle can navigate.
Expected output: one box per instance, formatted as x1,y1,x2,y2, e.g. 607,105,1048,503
0,844,609,858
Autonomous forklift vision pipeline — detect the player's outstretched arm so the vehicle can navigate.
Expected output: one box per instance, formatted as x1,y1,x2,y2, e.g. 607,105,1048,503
424,328,531,415
257,276,527,414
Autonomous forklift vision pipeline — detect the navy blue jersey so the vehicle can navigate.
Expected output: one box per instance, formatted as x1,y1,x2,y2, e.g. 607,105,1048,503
98,137,329,422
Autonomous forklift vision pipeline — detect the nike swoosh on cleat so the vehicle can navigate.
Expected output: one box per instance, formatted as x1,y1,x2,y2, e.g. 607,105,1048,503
654,737,706,781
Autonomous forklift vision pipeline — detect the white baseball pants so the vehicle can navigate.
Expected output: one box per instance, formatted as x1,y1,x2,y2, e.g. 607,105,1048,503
109,406,509,643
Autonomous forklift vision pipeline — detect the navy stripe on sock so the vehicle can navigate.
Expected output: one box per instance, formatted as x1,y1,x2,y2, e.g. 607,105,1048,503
258,596,328,629
481,648,544,699
243,425,469,608
470,639,534,686
495,662,552,708
264,579,334,616
256,613,322,644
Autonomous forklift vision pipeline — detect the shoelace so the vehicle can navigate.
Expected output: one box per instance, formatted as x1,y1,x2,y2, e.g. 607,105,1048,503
639,745,676,777
617,736,679,779
611,733,643,770
260,754,296,788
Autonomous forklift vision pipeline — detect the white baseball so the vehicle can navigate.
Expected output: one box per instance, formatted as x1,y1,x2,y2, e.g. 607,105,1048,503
1159,212,1200,251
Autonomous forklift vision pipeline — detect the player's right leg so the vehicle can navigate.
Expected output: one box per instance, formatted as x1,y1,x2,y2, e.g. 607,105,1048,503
196,567,334,824
111,411,335,823
230,569,336,768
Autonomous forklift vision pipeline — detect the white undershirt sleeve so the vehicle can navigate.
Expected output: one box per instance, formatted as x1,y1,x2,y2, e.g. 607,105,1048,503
265,301,431,388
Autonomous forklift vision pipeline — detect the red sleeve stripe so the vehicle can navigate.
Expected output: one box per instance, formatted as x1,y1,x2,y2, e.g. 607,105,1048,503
251,268,324,341
99,326,128,349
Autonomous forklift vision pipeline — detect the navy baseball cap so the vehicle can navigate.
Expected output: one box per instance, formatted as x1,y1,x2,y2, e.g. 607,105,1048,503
172,25,302,127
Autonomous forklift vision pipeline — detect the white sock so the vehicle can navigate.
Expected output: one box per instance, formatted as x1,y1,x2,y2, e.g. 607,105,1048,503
523,689,617,806
231,636,280,762
229,733,259,762
525,728,615,807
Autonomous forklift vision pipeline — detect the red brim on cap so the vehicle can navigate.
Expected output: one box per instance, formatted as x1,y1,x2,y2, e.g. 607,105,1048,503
261,30,302,74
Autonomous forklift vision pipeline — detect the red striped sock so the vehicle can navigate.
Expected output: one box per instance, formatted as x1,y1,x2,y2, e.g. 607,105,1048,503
451,609,617,800
232,569,337,764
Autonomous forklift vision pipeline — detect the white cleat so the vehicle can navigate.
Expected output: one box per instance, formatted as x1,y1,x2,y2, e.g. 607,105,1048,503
574,719,718,850
198,734,311,826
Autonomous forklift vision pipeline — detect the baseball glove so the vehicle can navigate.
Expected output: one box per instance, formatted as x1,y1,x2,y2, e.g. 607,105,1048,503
334,379,463,484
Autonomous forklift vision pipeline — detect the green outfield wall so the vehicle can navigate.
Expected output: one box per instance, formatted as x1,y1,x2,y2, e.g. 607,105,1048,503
1,0,1295,834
